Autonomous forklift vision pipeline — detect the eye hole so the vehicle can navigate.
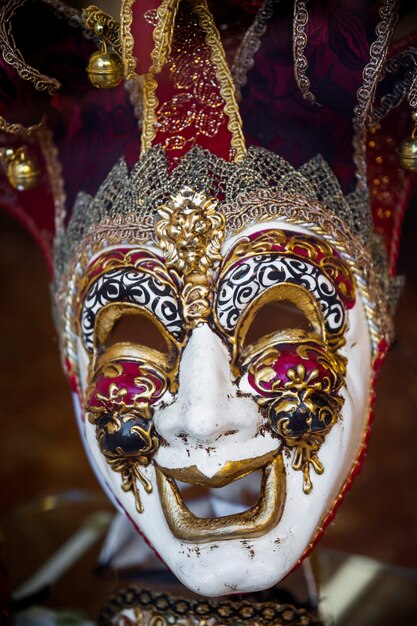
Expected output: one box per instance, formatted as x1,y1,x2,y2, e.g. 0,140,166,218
106,313,169,353
95,305,171,355
243,301,313,347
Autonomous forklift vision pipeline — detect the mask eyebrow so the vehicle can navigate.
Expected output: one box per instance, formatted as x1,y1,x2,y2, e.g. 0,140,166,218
215,254,346,335
78,249,184,352
214,229,355,347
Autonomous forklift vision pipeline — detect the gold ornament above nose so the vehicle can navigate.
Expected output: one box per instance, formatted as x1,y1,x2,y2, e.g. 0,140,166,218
156,187,225,275
155,187,226,327
0,146,40,190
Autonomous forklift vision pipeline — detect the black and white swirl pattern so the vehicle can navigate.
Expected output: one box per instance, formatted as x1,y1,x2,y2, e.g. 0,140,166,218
216,254,345,334
81,268,182,351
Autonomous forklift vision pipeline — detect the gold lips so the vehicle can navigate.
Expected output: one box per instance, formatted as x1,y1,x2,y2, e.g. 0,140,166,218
156,455,286,543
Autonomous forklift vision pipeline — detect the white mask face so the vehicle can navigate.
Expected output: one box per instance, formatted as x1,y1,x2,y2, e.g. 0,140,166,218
70,192,374,596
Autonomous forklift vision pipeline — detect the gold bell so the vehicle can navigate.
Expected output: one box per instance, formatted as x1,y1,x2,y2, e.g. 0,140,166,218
399,111,417,172
1,147,39,190
86,22,123,89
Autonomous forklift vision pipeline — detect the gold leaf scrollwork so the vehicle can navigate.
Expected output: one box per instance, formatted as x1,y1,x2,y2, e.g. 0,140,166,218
87,359,167,513
94,419,158,513
155,186,226,328
155,187,225,276
249,345,345,495
120,0,137,78
105,452,154,514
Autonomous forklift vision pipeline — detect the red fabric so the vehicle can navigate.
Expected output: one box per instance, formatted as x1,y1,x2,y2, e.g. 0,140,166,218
87,359,166,412
367,31,417,273
150,0,235,163
240,0,382,194
0,0,139,253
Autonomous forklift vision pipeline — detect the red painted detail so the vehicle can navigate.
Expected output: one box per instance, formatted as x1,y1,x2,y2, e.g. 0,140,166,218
79,247,176,306
247,342,338,397
367,110,415,274
367,24,417,277
65,357,79,393
87,359,166,414
83,248,164,281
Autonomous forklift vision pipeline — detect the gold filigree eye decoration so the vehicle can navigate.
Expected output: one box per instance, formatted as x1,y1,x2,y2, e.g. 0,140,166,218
155,187,226,328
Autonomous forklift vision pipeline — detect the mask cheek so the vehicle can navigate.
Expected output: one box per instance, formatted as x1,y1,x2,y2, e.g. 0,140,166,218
85,359,167,512
246,342,345,494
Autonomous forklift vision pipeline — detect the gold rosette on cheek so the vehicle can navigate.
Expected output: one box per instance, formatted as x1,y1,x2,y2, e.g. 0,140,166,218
86,357,169,513
214,227,352,496
246,339,346,494
275,357,344,492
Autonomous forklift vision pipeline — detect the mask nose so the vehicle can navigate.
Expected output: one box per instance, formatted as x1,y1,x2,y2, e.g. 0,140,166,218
155,325,260,445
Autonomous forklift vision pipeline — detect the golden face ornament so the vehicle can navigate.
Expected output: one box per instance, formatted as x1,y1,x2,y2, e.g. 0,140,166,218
63,186,383,596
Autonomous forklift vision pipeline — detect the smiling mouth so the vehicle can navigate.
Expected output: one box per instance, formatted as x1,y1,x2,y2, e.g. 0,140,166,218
155,455,286,543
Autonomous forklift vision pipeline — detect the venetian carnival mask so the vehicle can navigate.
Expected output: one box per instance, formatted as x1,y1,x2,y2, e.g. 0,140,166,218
51,0,395,599
56,172,390,596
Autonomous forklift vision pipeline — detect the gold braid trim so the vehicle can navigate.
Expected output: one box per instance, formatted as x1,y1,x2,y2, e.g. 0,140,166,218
0,0,60,94
0,0,90,95
37,125,66,237
409,71,417,110
99,586,323,626
150,0,180,73
120,0,137,78
0,114,44,139
353,0,398,130
141,72,160,153
191,0,246,162
351,1,398,189
231,0,276,101
292,0,321,107
83,6,122,57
